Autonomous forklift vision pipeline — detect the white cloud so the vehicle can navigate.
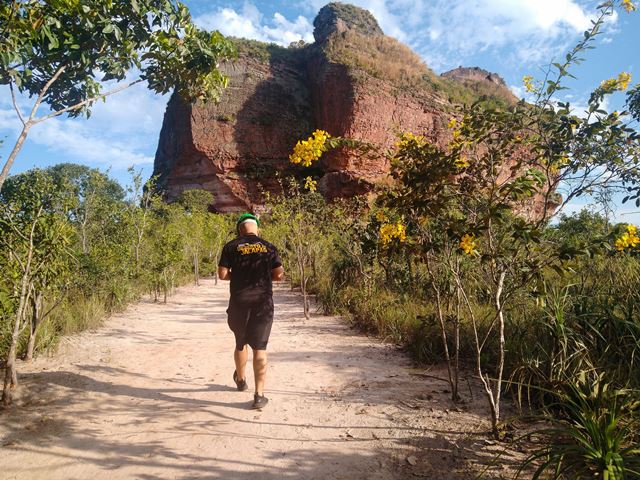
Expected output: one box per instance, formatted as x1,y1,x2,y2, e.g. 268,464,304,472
417,0,600,66
80,81,167,136
196,7,264,41
263,12,315,45
565,95,612,119
615,208,640,225
195,2,314,45
30,119,153,167
509,84,527,99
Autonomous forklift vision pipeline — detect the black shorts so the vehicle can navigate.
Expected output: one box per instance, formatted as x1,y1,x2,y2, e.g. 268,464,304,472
227,296,274,351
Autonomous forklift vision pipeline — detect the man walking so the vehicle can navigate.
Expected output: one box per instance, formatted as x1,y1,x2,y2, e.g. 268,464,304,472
218,213,284,409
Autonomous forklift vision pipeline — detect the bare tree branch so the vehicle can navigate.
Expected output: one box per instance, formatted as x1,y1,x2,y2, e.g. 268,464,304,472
28,64,67,122
9,82,25,125
33,78,144,125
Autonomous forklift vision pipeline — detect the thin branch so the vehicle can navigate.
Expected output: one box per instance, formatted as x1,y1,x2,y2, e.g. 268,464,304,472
4,218,30,243
4,244,26,272
28,64,67,122
41,288,69,321
9,82,26,125
33,78,144,125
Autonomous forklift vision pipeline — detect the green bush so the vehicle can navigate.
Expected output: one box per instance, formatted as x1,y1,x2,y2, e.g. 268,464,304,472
518,375,640,480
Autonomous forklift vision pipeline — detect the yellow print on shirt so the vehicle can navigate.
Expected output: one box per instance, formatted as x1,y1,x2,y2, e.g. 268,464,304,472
237,243,268,255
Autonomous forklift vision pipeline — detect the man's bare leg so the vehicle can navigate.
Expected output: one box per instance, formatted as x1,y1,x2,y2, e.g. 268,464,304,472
253,349,268,395
234,345,248,381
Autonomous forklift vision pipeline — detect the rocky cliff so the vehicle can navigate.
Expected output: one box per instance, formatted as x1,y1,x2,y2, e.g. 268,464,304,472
152,3,519,211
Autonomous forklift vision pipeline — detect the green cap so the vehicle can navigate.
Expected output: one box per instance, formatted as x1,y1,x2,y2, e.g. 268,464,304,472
236,213,260,227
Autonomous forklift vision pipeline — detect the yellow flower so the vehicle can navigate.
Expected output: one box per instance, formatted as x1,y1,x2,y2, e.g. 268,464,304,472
304,176,317,192
289,129,331,167
380,222,407,245
615,224,640,251
600,78,618,90
454,155,469,169
523,75,535,93
375,210,388,222
617,72,632,90
460,234,478,256
600,72,632,92
396,131,426,149
447,118,458,129
622,0,637,12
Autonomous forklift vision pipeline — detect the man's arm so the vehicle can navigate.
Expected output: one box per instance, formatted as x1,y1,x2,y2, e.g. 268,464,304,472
218,266,231,281
271,266,284,281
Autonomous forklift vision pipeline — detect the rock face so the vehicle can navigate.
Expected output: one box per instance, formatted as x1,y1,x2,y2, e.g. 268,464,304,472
153,3,520,212
442,66,510,89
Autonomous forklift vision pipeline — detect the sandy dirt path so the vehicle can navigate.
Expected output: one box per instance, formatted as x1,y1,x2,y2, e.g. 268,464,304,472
0,279,519,479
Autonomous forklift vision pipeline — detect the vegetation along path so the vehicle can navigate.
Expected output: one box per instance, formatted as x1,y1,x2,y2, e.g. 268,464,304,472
0,279,519,479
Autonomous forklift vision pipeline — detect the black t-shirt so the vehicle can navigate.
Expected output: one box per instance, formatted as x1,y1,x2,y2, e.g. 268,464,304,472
218,234,282,301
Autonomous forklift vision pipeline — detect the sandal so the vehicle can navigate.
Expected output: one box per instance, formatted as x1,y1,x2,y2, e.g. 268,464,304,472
233,370,248,391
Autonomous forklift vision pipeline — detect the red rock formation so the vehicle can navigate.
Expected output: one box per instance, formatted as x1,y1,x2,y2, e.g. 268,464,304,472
152,3,520,212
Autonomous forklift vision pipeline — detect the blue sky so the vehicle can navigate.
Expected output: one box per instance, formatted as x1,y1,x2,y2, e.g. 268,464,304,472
1,0,639,222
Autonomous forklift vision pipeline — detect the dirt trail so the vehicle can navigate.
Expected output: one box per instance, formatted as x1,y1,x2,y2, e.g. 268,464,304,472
0,280,518,479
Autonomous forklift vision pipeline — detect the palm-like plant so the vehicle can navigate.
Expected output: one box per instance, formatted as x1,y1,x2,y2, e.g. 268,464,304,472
518,374,640,479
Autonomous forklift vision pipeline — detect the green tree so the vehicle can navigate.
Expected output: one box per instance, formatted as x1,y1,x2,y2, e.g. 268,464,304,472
177,189,214,285
0,0,237,189
125,168,156,278
146,199,186,303
551,209,610,249
266,180,328,319
204,214,233,284
0,169,74,405
48,163,125,254
47,164,133,309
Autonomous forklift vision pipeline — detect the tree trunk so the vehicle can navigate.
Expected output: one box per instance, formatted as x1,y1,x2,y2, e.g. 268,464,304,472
2,277,30,405
456,274,501,438
453,285,461,402
432,281,454,398
492,270,507,435
80,219,88,254
163,271,168,304
193,253,199,285
427,256,457,401
0,124,31,192
303,275,311,318
26,292,43,361
298,256,309,319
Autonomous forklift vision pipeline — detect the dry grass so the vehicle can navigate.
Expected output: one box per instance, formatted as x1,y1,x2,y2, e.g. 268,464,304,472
324,30,513,108
325,29,437,86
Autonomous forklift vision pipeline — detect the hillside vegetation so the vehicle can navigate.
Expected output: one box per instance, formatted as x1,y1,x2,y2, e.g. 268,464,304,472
0,165,234,404
323,29,514,108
